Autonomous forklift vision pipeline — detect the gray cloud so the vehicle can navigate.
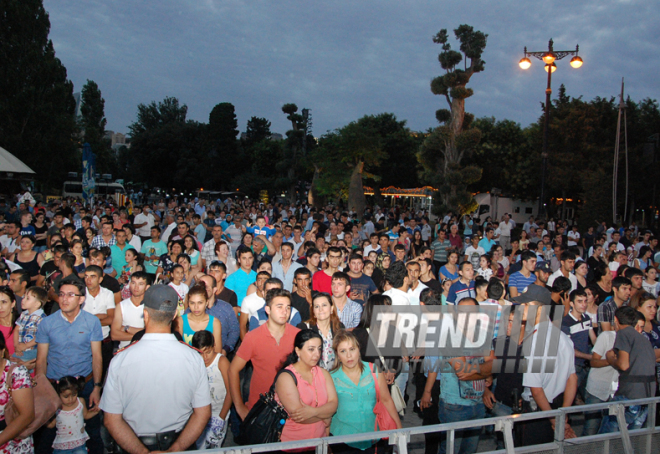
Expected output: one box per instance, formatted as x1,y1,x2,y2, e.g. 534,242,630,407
43,0,660,138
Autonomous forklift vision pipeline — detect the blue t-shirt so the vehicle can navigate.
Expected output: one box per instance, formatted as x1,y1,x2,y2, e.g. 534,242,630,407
508,271,537,294
36,310,103,380
247,225,276,238
439,265,459,282
20,225,36,237
224,268,257,307
141,240,169,274
110,244,136,275
478,238,496,253
427,356,485,406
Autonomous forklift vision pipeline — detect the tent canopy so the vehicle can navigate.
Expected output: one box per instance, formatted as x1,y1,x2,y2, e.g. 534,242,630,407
0,147,35,174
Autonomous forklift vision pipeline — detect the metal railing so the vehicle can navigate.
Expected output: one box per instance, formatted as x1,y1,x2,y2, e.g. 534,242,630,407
182,397,660,454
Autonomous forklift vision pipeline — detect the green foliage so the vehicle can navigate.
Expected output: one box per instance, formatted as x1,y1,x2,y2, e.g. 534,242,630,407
436,109,451,124
129,97,187,136
243,117,272,145
207,103,240,190
0,0,79,192
80,80,115,175
420,24,488,212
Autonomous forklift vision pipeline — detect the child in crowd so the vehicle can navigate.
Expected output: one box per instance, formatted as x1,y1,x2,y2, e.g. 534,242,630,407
48,376,99,454
192,330,232,449
168,264,189,316
476,255,493,280
12,286,47,364
119,248,144,299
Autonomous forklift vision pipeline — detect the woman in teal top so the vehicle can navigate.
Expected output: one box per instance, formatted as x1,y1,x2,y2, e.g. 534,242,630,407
330,331,401,453
174,282,223,353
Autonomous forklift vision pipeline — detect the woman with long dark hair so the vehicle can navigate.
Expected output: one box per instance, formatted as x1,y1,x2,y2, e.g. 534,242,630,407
274,329,338,445
298,293,344,370
0,288,18,356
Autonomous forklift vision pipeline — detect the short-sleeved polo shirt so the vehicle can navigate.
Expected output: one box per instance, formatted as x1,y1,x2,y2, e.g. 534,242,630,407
36,309,103,380
237,323,300,408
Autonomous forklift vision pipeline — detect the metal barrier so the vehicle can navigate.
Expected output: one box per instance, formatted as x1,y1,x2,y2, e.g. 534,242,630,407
182,397,660,454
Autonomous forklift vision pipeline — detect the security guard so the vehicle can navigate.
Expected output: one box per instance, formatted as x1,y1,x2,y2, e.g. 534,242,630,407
100,285,211,453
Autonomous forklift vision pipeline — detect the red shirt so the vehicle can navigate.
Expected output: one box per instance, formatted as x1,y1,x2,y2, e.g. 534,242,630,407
312,270,333,294
449,233,463,250
237,322,300,408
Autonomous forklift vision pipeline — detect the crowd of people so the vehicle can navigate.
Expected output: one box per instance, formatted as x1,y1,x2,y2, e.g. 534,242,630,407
0,193,658,454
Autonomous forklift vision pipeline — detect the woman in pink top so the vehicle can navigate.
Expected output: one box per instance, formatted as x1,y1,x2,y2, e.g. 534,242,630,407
275,330,338,444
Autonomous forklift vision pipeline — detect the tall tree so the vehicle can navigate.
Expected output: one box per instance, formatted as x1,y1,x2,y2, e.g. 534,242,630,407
80,80,114,174
418,25,487,213
243,117,272,145
280,104,311,204
206,102,239,190
0,0,79,191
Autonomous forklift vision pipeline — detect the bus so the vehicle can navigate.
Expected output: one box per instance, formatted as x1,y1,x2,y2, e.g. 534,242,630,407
62,178,126,202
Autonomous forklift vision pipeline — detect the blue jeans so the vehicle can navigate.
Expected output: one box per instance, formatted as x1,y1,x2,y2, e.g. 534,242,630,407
438,401,485,454
54,446,87,454
598,395,648,434
489,402,512,450
582,390,607,436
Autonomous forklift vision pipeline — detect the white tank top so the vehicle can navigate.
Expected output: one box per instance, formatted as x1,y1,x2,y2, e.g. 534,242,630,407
53,398,89,450
119,298,145,348
207,353,227,416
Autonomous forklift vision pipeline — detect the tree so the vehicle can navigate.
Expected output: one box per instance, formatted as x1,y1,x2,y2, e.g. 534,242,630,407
470,117,538,197
280,104,312,204
0,0,79,191
243,117,272,145
418,25,487,213
80,80,114,174
206,102,240,190
312,115,388,217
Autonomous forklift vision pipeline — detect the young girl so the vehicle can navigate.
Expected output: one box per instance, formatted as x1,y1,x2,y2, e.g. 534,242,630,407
175,283,222,352
440,278,452,305
119,249,144,300
48,376,99,454
191,330,232,449
476,255,493,280
168,264,190,316
584,286,599,328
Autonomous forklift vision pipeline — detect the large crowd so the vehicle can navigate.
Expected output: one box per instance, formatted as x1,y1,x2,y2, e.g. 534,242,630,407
0,192,658,454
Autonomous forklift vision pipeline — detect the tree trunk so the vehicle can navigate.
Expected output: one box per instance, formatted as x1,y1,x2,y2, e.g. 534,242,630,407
308,165,322,209
288,167,296,205
374,185,384,208
348,162,366,222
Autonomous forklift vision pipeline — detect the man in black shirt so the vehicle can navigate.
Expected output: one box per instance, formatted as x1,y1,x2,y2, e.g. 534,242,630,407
290,267,314,322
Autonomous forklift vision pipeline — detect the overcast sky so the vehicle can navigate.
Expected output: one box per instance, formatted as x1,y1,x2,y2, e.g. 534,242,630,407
42,0,659,137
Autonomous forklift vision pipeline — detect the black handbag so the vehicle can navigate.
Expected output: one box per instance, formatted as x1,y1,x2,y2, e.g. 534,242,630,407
238,368,297,445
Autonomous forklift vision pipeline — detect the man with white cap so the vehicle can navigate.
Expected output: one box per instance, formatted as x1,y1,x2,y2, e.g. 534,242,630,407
101,285,211,453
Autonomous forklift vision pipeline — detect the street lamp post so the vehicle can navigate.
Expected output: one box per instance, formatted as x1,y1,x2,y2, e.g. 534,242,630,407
519,39,582,217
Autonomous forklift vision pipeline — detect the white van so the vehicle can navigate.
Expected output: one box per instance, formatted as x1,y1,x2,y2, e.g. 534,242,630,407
471,192,537,225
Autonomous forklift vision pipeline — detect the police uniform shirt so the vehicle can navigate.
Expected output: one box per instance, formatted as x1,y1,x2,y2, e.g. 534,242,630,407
99,333,211,436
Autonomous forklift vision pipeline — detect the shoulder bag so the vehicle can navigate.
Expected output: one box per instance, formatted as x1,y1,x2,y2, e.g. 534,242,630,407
237,368,297,445
5,365,62,439
367,328,405,415
368,363,397,432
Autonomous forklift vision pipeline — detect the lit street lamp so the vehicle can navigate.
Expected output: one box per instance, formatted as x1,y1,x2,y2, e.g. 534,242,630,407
519,39,582,216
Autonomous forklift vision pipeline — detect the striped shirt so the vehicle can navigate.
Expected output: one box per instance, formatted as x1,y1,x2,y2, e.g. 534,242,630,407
335,298,363,329
431,239,451,263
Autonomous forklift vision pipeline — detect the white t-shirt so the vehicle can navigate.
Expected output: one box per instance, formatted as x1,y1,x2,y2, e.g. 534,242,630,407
464,245,485,269
499,220,514,237
84,287,116,339
547,269,578,291
383,288,410,306
567,231,580,247
134,213,155,237
407,282,428,306
523,322,576,402
241,293,265,320
128,235,142,253
586,331,618,401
